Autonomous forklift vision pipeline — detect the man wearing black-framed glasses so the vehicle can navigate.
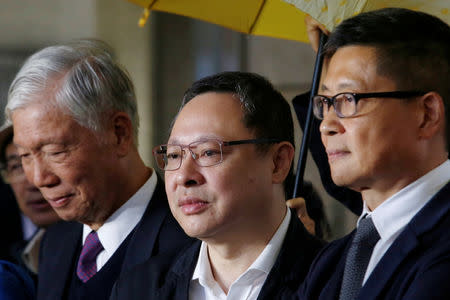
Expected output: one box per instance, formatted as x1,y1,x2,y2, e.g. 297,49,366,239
111,71,325,300
297,8,450,300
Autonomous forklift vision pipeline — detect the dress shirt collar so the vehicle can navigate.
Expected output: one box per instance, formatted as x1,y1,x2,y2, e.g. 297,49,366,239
22,228,45,274
82,168,157,259
249,207,291,274
359,159,450,241
191,208,291,296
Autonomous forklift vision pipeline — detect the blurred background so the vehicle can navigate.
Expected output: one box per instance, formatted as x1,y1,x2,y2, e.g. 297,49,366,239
0,0,357,240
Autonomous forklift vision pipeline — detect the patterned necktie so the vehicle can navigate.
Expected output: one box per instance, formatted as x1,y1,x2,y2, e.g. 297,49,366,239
339,216,380,300
76,231,103,283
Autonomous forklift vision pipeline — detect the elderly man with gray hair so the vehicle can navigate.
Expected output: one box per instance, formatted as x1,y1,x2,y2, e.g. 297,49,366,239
6,39,192,300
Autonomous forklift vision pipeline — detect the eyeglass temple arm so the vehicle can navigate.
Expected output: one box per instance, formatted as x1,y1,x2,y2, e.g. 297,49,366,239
224,138,281,146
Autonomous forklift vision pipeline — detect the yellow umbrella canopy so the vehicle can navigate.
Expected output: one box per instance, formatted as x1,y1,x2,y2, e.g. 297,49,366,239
126,0,311,43
126,0,449,45
284,0,449,31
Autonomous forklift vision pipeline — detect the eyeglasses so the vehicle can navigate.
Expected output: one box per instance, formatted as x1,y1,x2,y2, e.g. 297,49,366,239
1,157,26,183
312,91,426,119
153,138,281,171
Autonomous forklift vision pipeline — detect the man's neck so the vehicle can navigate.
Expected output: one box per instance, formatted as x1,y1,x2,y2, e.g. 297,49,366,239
86,164,152,231
207,242,266,294
361,158,448,211
204,206,287,294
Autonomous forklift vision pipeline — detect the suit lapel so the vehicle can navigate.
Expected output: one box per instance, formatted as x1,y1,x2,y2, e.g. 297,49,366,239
317,235,352,300
156,241,201,300
359,182,450,300
358,227,418,300
258,211,325,299
120,179,169,274
45,222,82,299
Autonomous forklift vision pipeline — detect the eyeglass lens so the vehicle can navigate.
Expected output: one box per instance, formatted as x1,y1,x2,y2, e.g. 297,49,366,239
313,94,356,119
156,140,224,171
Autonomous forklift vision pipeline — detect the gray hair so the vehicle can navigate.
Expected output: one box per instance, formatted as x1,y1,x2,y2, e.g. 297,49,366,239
6,39,139,145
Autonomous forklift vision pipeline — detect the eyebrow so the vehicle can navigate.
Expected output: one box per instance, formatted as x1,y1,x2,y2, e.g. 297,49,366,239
167,135,223,145
321,81,363,93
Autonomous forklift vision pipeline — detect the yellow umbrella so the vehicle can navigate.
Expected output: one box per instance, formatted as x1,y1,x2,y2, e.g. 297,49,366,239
285,0,449,31
126,0,312,43
124,0,449,199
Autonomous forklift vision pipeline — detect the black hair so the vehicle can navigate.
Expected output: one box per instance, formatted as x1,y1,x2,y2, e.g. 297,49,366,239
324,8,450,149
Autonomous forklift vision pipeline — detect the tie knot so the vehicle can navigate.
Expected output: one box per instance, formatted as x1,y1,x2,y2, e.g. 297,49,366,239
84,231,102,249
353,216,380,247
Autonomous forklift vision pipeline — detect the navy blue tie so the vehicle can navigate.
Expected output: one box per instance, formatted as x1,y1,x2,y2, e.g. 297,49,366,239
339,216,380,300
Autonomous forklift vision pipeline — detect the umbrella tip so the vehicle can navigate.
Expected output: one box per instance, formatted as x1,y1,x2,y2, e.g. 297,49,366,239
138,8,150,27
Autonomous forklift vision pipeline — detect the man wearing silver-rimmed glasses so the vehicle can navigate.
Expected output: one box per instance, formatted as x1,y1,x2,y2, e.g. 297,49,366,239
111,71,325,300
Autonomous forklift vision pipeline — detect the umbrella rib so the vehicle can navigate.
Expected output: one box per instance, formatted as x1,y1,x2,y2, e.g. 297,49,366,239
249,0,267,34
146,0,157,9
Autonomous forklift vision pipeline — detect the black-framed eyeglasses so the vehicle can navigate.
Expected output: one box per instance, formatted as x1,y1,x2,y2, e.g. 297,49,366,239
153,138,281,171
312,91,426,119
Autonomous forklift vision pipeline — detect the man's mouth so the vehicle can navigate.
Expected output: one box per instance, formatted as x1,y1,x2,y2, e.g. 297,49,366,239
178,197,209,215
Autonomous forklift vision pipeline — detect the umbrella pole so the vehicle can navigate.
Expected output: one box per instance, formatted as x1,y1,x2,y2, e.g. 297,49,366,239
292,32,328,198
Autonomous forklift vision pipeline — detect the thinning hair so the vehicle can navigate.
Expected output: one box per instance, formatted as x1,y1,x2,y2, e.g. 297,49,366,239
6,39,139,145
324,8,450,150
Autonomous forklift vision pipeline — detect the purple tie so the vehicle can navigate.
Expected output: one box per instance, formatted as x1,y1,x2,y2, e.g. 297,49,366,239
76,231,103,283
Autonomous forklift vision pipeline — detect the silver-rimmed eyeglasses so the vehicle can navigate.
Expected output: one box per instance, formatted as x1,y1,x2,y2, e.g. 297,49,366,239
153,138,281,171
312,91,426,119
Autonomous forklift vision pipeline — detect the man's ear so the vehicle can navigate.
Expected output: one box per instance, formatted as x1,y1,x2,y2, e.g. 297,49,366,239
272,142,295,184
418,92,445,140
111,111,134,157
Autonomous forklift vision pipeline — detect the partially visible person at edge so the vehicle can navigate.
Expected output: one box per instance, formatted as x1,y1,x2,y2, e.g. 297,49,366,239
110,71,325,299
0,124,60,281
0,260,35,300
296,8,450,300
5,39,192,300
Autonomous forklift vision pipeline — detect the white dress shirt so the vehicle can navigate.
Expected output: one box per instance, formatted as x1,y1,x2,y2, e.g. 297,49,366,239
360,160,450,283
189,208,292,300
81,168,157,271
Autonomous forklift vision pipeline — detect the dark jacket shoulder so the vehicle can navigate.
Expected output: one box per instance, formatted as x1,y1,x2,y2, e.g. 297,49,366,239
111,210,325,300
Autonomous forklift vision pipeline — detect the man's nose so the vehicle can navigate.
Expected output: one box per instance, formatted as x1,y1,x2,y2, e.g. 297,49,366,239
319,106,344,136
28,157,59,189
174,150,205,187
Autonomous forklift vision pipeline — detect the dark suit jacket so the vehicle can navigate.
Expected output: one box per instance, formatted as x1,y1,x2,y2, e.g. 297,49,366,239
110,210,326,300
37,180,193,300
0,182,23,262
298,182,450,300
